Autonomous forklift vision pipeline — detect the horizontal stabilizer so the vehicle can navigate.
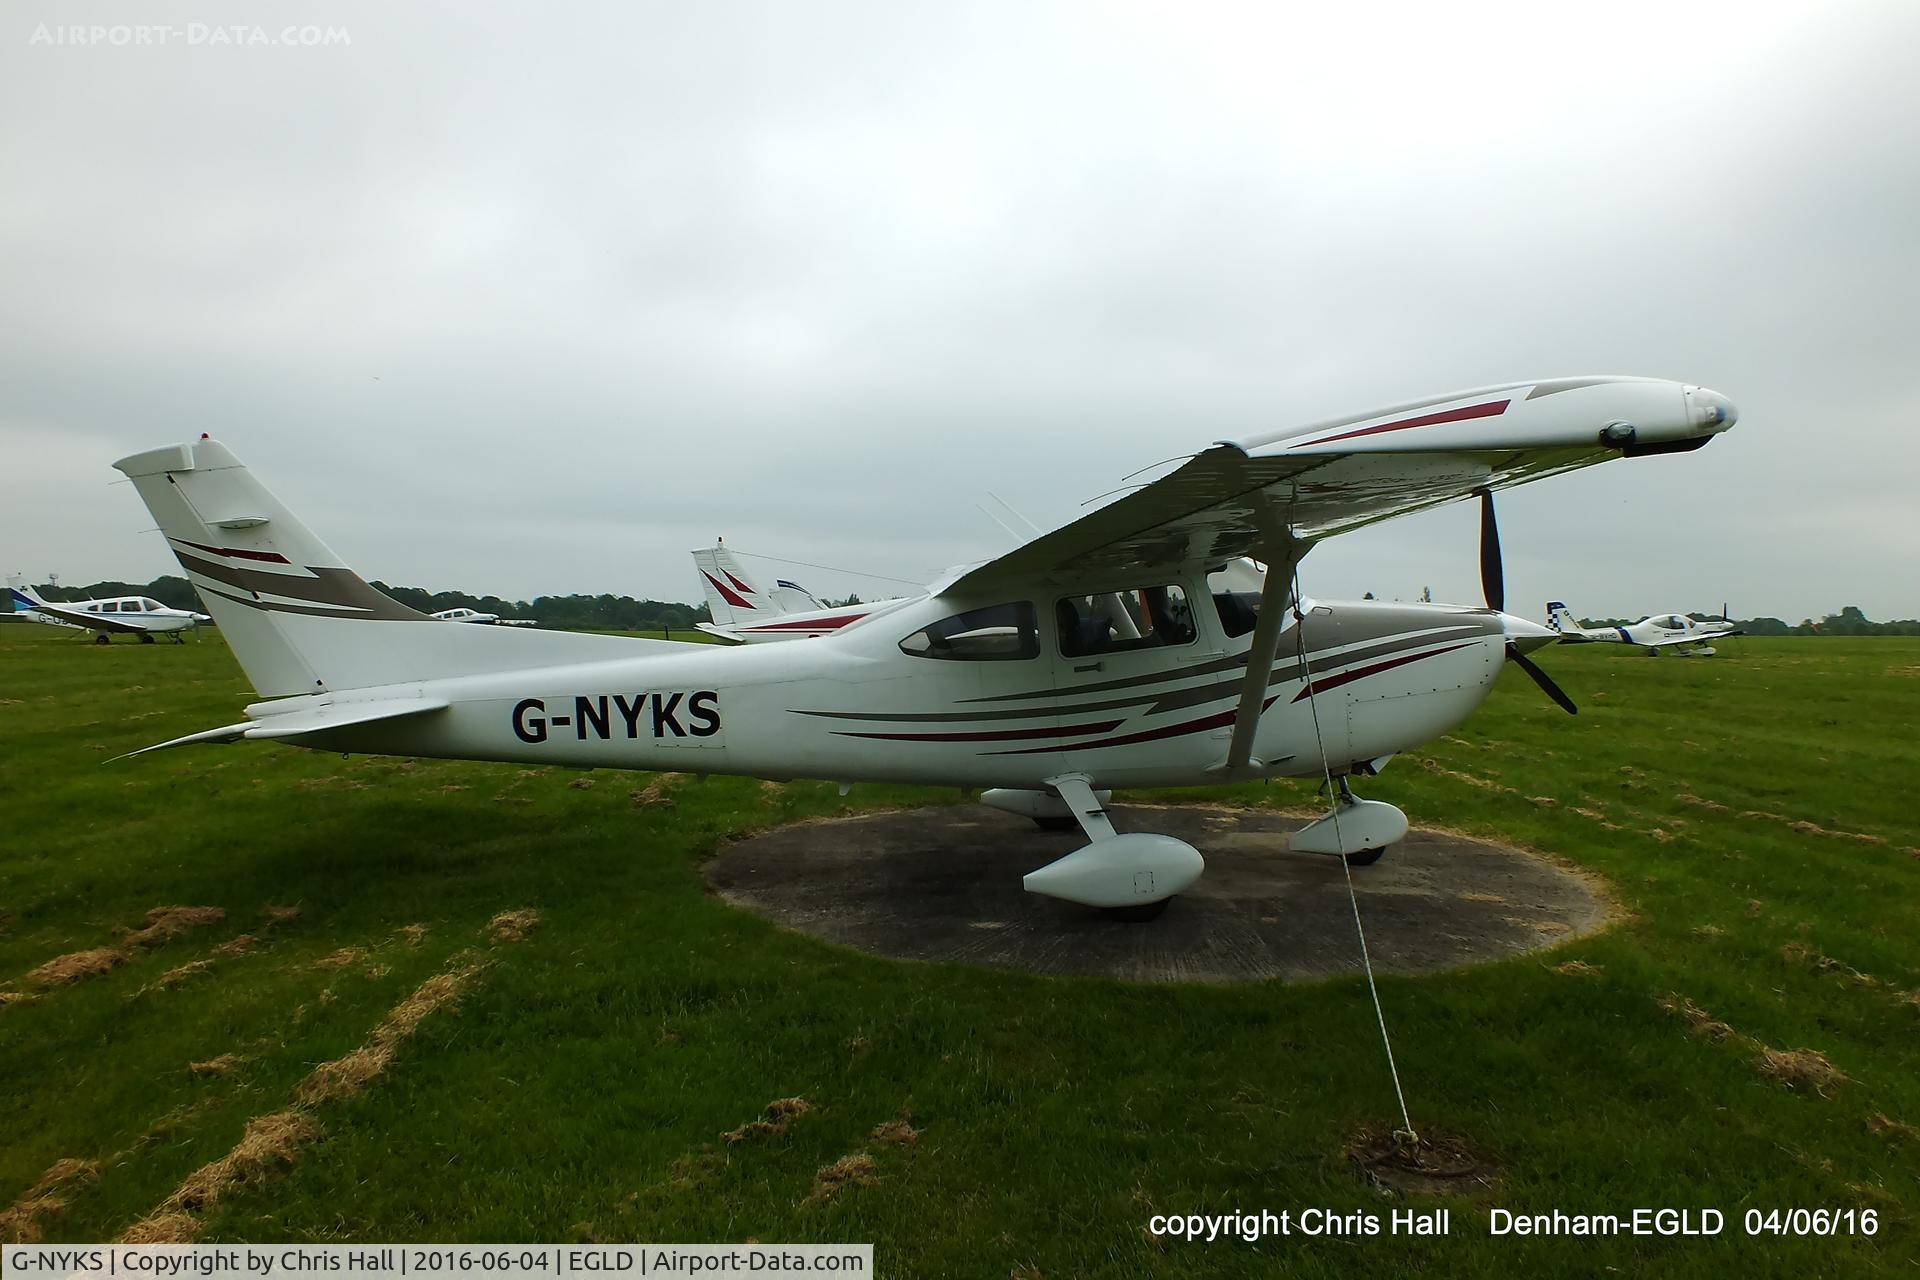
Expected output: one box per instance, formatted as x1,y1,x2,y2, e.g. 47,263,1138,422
113,722,254,759
114,696,450,760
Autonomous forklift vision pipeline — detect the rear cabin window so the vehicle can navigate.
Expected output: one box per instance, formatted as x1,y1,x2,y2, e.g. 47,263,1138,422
1055,585,1196,657
899,602,1039,661
1208,574,1262,638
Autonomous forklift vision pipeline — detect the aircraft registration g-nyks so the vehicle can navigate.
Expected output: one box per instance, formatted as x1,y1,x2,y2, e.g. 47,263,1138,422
115,375,1735,918
7,575,211,644
1546,601,1741,656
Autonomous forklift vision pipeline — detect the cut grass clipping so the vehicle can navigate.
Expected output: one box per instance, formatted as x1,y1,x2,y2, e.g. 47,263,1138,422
0,1159,99,1244
118,915,534,1243
1659,993,1850,1096
24,906,229,988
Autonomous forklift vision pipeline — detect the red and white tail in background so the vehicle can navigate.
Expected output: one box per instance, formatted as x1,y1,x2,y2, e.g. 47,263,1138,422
690,543,896,643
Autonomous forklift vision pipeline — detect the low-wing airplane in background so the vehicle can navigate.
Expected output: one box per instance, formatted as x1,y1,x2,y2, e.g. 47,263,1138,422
113,375,1735,919
692,543,895,642
1546,601,1741,656
700,542,1272,663
7,576,211,644
432,607,538,627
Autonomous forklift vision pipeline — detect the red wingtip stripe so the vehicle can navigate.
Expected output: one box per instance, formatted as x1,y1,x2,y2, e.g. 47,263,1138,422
1300,398,1510,448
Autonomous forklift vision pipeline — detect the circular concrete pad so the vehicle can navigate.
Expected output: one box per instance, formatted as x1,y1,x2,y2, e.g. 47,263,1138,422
706,804,1611,983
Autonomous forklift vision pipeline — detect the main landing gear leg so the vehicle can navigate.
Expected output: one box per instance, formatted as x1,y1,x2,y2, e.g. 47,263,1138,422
1019,774,1204,921
979,785,1112,831
1288,776,1407,867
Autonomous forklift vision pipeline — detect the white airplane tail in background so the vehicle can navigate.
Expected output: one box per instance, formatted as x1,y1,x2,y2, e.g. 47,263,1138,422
115,438,665,697
1546,600,1583,635
7,574,46,608
692,543,823,626
769,577,825,614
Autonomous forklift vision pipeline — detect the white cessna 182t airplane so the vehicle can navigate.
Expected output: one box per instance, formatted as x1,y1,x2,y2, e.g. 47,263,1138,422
8,576,211,644
115,375,1735,918
1546,601,1741,656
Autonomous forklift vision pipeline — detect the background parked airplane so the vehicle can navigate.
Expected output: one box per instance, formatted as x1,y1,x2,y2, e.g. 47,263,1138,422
432,607,538,627
7,575,211,644
1546,601,1741,655
692,543,895,642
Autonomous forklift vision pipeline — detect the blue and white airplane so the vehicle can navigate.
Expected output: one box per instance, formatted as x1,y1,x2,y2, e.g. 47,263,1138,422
1546,601,1740,656
7,575,210,644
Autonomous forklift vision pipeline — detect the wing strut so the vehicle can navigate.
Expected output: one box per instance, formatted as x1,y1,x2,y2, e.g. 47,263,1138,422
1223,528,1305,774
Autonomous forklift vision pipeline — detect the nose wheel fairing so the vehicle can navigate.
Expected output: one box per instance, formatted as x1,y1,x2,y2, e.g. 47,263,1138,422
1289,794,1408,861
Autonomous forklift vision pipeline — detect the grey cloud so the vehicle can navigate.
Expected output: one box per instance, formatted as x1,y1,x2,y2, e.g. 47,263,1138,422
2,1,1916,620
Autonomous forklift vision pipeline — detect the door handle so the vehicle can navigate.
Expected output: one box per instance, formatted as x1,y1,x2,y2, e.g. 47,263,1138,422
1074,662,1103,673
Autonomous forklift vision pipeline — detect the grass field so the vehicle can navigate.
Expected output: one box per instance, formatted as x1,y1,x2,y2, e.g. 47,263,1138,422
2,624,1916,1275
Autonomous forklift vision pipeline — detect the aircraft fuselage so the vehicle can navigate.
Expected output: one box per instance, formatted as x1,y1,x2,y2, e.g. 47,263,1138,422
292,594,1516,792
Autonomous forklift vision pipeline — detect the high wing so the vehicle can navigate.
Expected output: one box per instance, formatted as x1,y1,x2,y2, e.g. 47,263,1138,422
27,601,152,633
945,376,1735,597
941,375,1736,774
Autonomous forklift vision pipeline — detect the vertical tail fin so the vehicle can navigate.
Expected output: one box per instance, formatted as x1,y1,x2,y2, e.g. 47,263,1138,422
770,578,825,612
7,574,44,611
1545,600,1581,635
115,438,665,696
691,543,780,626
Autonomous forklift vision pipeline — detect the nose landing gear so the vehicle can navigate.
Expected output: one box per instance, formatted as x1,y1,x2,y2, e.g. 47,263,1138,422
1289,776,1406,867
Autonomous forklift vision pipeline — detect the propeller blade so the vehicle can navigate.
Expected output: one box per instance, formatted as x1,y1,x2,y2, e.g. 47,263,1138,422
1508,643,1578,715
1478,489,1504,613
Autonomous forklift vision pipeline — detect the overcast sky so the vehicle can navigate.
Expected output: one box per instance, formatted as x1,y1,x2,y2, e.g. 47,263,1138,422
4,1,1916,622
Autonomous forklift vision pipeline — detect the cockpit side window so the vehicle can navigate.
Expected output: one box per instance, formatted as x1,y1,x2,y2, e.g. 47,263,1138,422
899,601,1039,661
1056,585,1196,658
